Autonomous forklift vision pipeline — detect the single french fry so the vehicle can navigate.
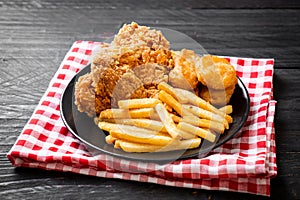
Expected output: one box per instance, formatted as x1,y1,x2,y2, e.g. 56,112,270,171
158,90,192,117
170,113,181,123
158,82,180,101
219,105,233,114
117,140,163,152
225,114,233,124
158,90,182,115
105,135,117,144
182,104,229,128
99,109,129,119
99,108,155,119
177,122,216,142
116,137,201,153
99,122,157,134
154,103,194,139
108,118,167,132
99,122,172,145
181,115,225,133
114,140,121,148
118,98,161,109
110,130,172,146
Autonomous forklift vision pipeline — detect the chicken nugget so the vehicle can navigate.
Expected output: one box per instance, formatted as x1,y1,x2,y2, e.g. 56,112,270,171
197,55,237,90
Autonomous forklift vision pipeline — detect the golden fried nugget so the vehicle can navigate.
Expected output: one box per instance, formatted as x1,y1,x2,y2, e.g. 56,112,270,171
197,55,237,90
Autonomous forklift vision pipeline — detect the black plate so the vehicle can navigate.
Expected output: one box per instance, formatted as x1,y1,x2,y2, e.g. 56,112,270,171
60,65,250,163
60,28,250,163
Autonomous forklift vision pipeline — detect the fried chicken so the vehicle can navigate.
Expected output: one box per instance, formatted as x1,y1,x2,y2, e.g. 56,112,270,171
74,22,238,117
112,22,170,50
75,22,173,116
197,55,238,106
169,49,199,91
196,55,237,90
74,73,96,117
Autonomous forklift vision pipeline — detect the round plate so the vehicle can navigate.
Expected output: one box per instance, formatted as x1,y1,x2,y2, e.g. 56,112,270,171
60,28,250,163
60,65,250,163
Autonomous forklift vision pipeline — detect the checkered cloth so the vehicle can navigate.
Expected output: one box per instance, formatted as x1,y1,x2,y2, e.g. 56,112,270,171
7,41,277,196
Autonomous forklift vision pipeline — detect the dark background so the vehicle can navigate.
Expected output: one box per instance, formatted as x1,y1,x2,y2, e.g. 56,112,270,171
0,0,299,199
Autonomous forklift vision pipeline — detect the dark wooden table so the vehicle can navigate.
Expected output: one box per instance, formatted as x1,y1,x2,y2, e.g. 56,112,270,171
1,0,299,199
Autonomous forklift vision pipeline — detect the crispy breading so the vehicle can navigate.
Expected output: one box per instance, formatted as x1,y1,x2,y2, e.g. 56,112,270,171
196,55,237,106
196,55,237,90
74,73,96,117
74,22,238,118
75,22,174,116
169,49,199,91
112,22,170,50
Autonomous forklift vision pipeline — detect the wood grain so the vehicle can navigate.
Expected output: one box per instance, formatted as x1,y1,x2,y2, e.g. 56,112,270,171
0,0,299,199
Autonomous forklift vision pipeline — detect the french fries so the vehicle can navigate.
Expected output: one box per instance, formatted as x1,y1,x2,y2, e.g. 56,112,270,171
219,105,233,114
181,115,225,133
177,122,216,143
154,103,194,139
118,98,161,109
99,122,172,146
182,104,229,129
158,90,191,117
98,82,234,153
105,135,117,144
100,108,155,119
114,138,201,153
101,118,167,132
158,82,232,123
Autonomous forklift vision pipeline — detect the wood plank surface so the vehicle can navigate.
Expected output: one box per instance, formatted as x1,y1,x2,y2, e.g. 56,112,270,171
0,0,299,199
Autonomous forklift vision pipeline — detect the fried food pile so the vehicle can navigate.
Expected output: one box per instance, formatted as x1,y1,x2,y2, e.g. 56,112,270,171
74,22,238,153
75,22,237,117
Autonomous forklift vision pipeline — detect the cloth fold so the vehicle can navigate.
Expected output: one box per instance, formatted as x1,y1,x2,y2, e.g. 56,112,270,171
7,41,277,196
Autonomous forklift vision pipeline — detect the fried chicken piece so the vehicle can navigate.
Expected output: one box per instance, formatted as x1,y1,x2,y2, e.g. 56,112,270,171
90,46,173,115
74,73,97,117
75,22,175,117
132,63,169,86
132,63,169,98
168,49,199,91
110,70,148,107
112,22,170,50
197,55,238,106
196,55,237,90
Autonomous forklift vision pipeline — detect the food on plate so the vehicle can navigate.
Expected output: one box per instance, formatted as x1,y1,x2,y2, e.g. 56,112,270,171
169,49,199,91
181,115,225,133
74,22,238,153
99,107,156,119
196,55,238,106
96,82,231,152
101,118,167,132
219,105,233,114
200,85,235,106
154,103,194,139
197,55,237,90
112,21,170,49
118,98,161,109
112,137,201,153
74,73,96,117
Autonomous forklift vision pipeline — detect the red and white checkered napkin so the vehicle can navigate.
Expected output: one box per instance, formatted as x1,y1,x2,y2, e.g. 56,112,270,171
7,41,277,196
